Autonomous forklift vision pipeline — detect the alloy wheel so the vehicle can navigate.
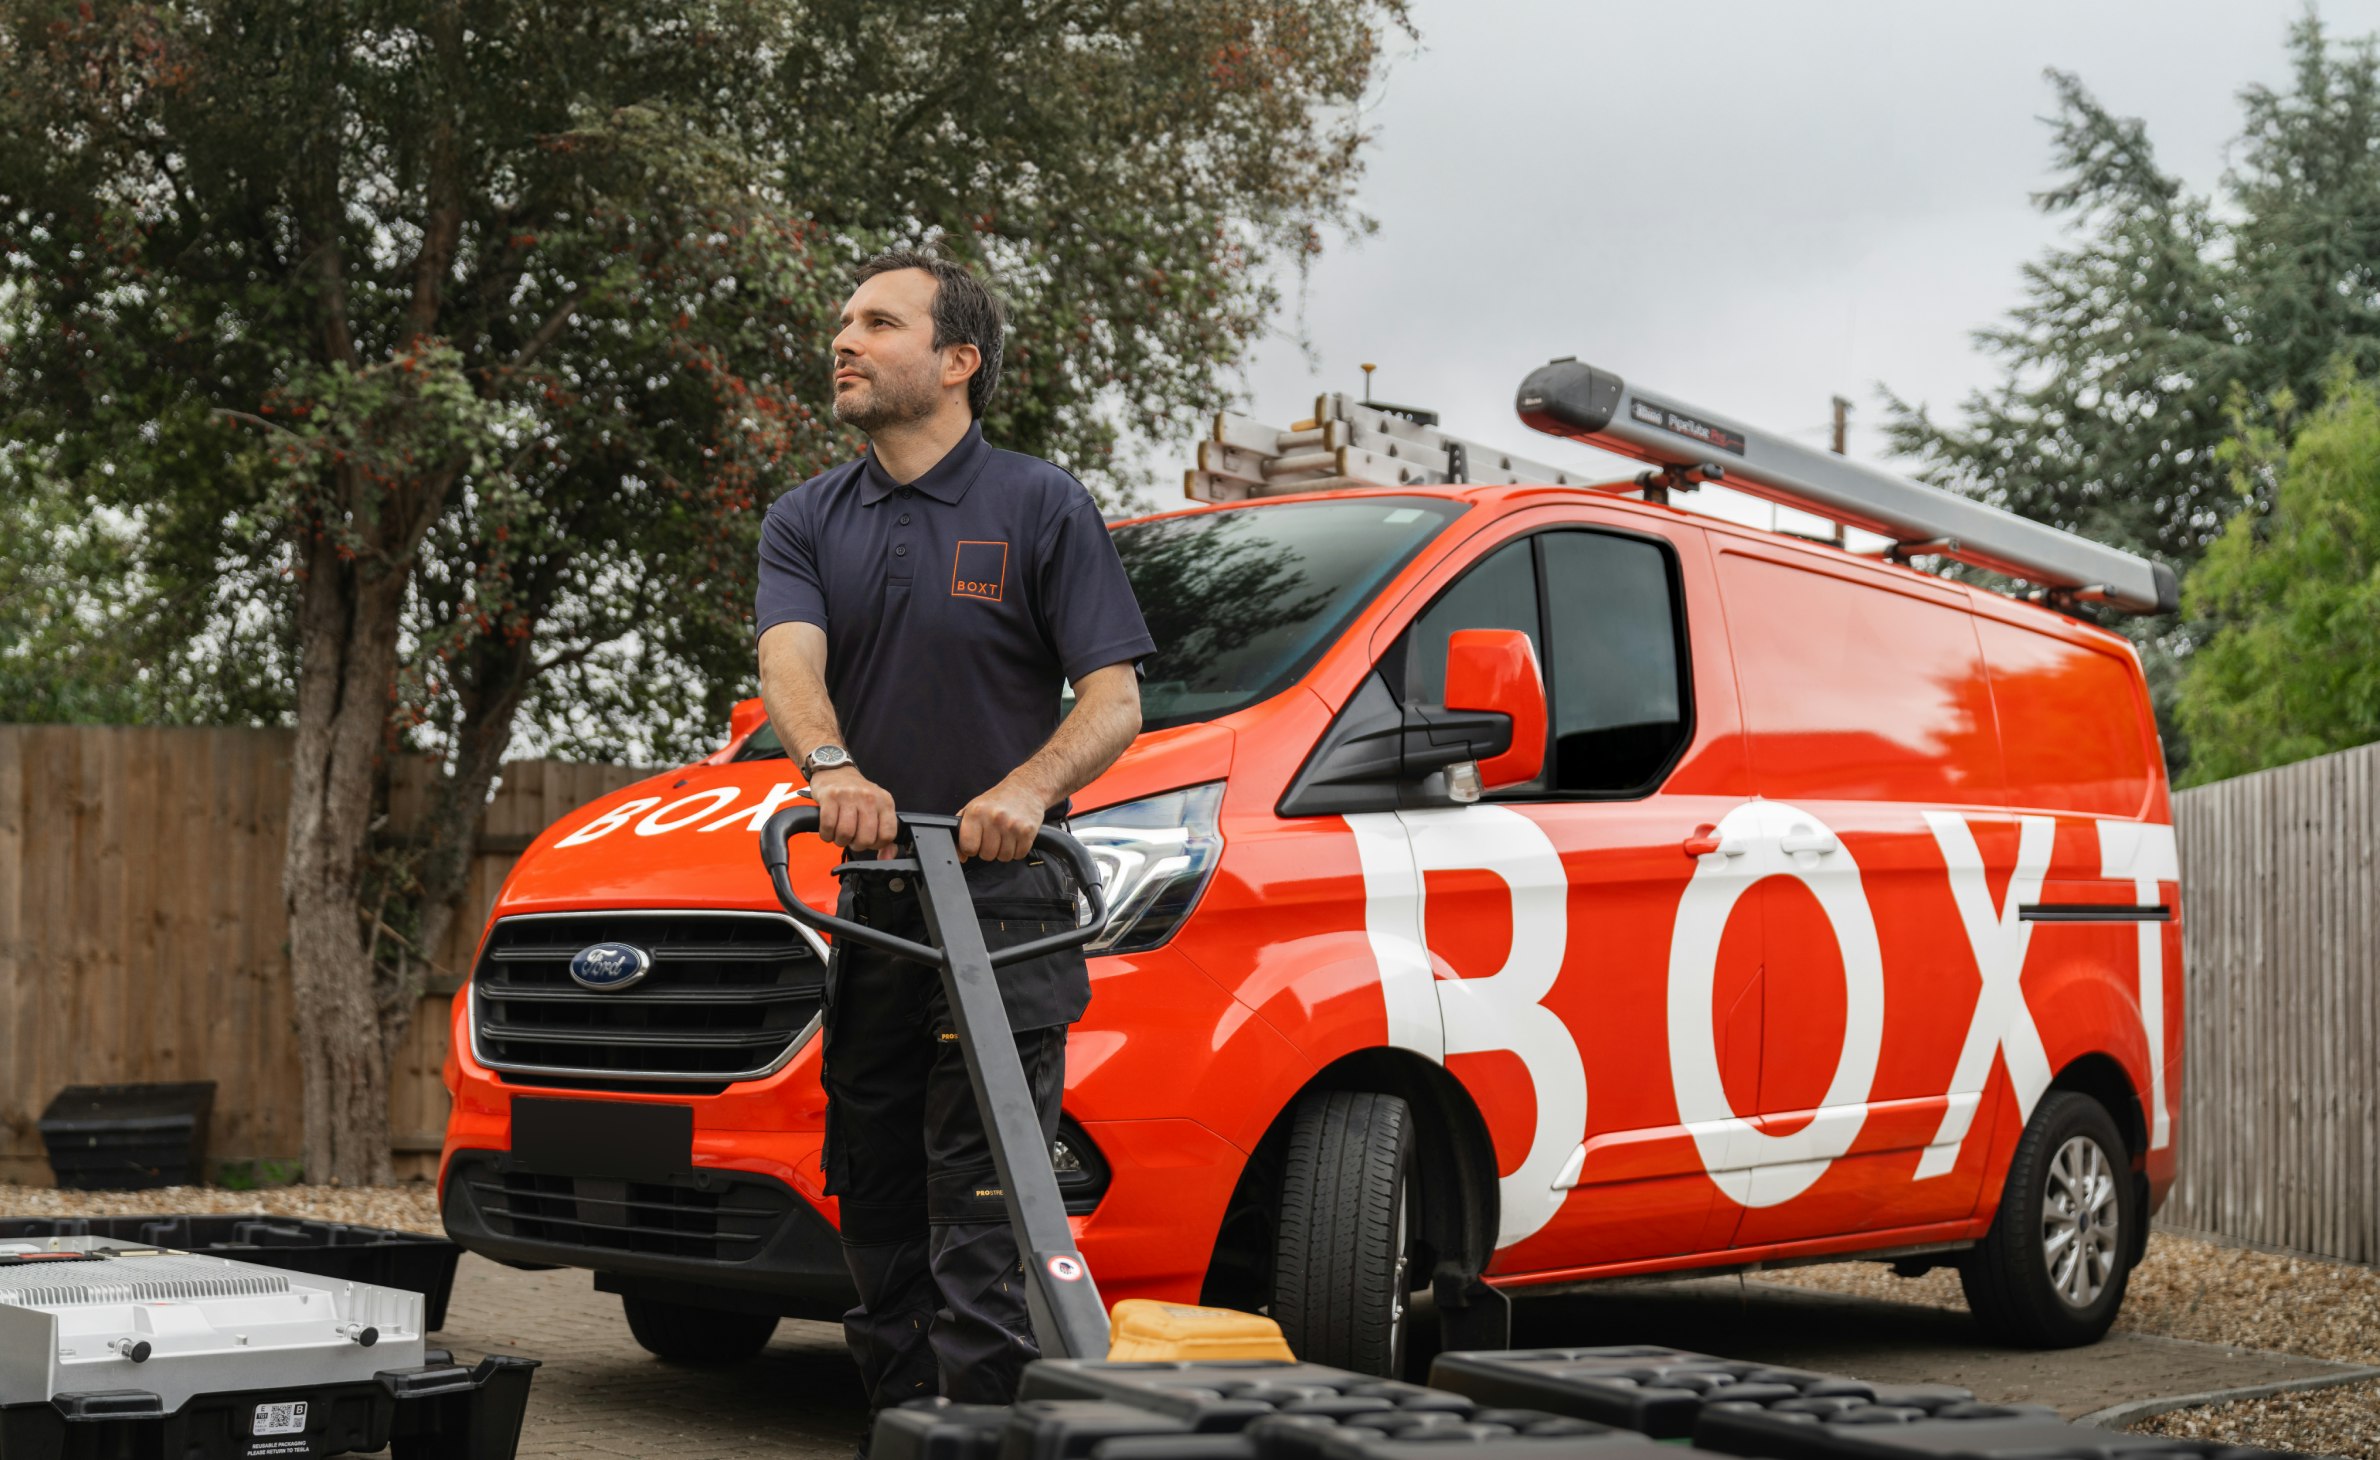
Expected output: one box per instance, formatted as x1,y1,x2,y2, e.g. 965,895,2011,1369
2040,1134,2119,1309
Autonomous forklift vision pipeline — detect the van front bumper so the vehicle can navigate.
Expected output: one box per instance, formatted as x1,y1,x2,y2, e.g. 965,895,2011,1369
440,1149,857,1321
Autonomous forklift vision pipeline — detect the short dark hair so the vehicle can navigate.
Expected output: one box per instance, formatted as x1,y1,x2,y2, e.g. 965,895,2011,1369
853,247,1006,418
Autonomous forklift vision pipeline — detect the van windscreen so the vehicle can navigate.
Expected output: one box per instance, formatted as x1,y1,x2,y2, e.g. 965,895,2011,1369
1109,497,1466,732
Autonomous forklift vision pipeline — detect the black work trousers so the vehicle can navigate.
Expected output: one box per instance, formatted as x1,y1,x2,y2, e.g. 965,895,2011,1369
820,854,1088,1416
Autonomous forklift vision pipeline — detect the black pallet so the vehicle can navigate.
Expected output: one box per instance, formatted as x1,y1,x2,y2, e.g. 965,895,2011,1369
1020,1360,1395,1421
0,1215,465,1331
36,1083,214,1191
1694,1407,2302,1460
877,1393,1718,1460
1427,1346,1983,1440
0,1352,536,1460
990,1362,1637,1460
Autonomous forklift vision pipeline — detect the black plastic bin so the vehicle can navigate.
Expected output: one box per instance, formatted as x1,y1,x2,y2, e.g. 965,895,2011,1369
0,1214,465,1331
36,1081,215,1190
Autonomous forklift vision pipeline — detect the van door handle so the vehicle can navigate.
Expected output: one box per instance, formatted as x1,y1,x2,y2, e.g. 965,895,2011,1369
1781,825,1839,855
1682,827,1745,859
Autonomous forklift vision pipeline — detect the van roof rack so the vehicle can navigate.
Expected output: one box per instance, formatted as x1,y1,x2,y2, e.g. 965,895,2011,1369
1516,356,2178,616
1181,363,2178,618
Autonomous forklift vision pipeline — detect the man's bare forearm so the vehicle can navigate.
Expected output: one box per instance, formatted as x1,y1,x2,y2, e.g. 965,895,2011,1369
1003,663,1142,809
757,620,900,850
756,622,846,765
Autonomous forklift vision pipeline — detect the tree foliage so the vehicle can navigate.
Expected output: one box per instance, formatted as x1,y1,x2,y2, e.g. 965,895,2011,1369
0,0,1410,1177
2177,378,2380,784
1880,15,2380,766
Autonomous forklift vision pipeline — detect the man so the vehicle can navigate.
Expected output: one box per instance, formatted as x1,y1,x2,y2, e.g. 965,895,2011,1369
753,248,1153,1428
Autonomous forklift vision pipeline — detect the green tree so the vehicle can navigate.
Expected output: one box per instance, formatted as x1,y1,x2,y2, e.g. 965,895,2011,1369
0,0,1409,1181
1881,14,2380,764
2177,379,2380,783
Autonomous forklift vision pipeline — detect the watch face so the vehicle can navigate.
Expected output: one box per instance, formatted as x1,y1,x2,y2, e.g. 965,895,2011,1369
808,745,849,771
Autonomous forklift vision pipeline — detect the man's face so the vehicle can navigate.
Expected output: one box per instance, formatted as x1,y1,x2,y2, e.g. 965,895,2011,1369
831,269,951,434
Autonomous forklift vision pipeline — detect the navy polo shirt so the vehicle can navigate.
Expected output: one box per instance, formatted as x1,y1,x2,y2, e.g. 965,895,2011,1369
754,423,1155,817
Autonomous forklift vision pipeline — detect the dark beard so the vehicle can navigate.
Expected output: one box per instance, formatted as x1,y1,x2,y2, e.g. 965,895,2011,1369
831,365,939,434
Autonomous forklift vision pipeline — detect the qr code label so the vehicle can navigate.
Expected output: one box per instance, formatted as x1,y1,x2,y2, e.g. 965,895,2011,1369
253,1400,308,1436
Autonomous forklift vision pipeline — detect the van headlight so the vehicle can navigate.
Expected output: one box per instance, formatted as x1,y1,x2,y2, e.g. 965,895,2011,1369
1071,782,1225,954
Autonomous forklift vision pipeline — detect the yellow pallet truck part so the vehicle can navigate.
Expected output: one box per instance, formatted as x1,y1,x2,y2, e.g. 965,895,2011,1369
1105,1300,1295,1362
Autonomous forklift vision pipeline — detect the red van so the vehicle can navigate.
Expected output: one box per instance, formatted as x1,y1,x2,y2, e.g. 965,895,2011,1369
441,380,2181,1376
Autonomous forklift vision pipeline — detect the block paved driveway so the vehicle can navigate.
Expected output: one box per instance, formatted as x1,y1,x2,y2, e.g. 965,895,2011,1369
435,1256,866,1460
425,1254,2366,1459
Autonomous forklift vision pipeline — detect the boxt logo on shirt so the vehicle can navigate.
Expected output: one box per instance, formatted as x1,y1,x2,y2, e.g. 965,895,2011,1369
952,540,1008,602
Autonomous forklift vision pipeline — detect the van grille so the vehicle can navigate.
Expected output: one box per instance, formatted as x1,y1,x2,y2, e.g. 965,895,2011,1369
457,1159,793,1262
471,911,825,1083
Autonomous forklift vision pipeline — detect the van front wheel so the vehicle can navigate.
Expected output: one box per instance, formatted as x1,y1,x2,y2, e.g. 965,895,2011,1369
1960,1090,2138,1347
1271,1090,1419,1377
621,1294,779,1365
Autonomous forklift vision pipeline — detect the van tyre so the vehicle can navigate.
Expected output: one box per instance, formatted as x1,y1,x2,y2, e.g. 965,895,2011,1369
621,1294,778,1365
1272,1090,1419,1377
1960,1090,2138,1348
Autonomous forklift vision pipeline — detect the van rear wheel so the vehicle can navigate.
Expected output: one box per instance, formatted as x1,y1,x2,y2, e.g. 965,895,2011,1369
1960,1090,2138,1348
1271,1090,1419,1377
621,1293,779,1365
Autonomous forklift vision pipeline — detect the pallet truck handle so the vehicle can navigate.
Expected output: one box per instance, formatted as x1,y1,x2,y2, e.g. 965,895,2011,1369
758,807,1109,968
760,801,1119,1362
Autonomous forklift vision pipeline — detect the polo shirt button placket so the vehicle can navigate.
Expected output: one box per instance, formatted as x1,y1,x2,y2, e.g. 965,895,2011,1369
893,488,915,577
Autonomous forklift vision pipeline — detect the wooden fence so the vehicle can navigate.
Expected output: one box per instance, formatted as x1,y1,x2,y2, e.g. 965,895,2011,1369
0,725,645,1184
2164,740,2380,1265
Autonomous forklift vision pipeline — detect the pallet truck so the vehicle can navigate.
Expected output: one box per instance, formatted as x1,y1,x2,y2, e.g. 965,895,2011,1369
758,806,1292,1364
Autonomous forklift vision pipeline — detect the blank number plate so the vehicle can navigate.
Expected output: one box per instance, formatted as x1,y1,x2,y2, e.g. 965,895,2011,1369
511,1098,692,1183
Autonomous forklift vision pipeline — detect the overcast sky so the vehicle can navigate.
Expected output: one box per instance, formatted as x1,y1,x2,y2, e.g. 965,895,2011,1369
1226,0,2380,530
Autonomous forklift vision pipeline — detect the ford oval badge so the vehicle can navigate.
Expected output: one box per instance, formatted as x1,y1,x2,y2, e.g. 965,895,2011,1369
569,941,652,991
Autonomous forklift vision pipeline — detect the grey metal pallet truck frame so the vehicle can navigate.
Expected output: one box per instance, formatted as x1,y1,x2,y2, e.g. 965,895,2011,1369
759,806,1113,1361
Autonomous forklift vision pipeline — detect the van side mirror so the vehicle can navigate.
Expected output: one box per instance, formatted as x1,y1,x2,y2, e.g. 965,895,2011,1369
1274,629,1547,817
728,696,769,746
1444,629,1546,790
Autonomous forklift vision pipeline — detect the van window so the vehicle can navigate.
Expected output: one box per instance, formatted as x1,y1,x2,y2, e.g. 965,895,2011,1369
1717,550,2003,803
1541,532,1688,794
1403,538,1540,707
1975,617,2153,816
1113,496,1467,732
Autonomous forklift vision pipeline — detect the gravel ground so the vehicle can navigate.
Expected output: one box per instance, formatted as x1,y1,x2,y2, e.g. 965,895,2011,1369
2137,1380,2380,1457
1759,1228,2380,1456
0,1180,443,1234
6,1187,2373,1454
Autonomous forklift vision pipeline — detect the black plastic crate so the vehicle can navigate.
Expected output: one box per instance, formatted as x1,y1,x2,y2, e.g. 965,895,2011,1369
0,1352,536,1460
36,1082,215,1190
1427,1346,1977,1441
0,1214,465,1331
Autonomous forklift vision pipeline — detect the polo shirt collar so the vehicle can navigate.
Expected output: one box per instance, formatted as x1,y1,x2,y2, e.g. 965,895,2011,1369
859,422,990,505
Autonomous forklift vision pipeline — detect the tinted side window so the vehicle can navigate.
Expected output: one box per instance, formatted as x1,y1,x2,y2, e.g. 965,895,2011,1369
1401,538,1541,706
1542,531,1688,794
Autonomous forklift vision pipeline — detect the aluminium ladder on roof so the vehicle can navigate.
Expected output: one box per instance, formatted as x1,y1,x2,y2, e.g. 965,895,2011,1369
1185,393,1598,502
1179,365,2177,617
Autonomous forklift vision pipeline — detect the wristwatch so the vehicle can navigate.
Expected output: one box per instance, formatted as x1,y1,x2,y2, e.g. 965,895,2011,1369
801,743,856,777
